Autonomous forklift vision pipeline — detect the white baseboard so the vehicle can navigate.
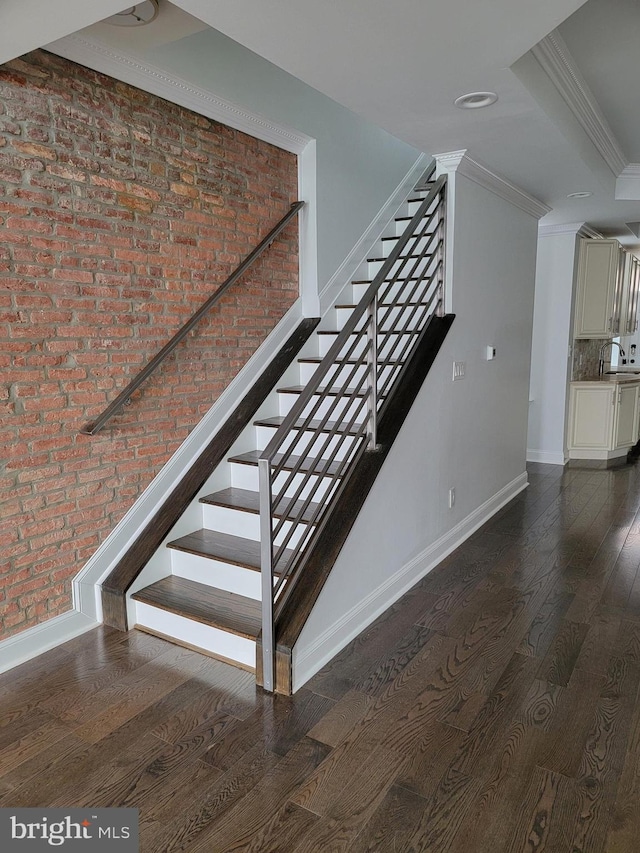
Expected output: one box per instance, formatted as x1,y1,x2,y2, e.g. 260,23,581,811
318,153,430,315
526,449,567,465
0,611,97,675
292,471,528,691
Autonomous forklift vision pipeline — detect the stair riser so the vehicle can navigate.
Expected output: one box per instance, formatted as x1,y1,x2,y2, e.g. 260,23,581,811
230,461,340,502
278,390,369,422
406,197,432,216
298,360,399,386
254,422,361,461
169,550,265,599
201,503,311,548
334,304,432,333
134,602,256,669
368,239,438,277
351,272,439,303
395,204,441,233
318,330,420,358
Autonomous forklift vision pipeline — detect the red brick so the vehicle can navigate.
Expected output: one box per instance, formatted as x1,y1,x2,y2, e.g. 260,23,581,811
0,48,298,641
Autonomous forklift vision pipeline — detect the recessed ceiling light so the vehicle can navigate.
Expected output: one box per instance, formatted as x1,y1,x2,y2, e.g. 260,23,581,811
454,92,499,110
103,0,159,27
567,191,593,199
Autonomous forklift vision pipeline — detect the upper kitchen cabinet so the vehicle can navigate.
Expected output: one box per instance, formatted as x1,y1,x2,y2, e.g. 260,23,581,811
621,253,640,337
574,238,625,338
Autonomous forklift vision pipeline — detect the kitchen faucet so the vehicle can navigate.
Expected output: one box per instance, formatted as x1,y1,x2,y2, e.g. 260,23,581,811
598,340,626,375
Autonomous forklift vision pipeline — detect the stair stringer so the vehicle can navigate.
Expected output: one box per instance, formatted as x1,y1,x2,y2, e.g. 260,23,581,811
263,313,455,692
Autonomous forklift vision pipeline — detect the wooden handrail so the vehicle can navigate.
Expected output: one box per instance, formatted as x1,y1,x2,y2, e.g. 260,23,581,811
80,201,305,435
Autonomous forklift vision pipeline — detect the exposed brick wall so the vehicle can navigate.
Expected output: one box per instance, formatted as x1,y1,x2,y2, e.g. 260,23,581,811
0,50,299,639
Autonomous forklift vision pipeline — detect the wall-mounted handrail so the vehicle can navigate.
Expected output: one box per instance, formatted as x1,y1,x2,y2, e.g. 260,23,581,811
80,201,305,435
258,164,447,690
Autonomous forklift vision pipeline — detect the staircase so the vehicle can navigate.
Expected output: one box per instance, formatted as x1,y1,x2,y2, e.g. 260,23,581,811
127,168,450,691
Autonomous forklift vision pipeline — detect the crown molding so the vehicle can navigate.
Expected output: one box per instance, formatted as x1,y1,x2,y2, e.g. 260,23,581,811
538,222,601,239
44,34,312,155
531,30,627,177
434,149,551,219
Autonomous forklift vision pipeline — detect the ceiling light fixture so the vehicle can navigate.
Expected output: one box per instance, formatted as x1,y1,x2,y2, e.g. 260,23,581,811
103,0,159,27
454,92,498,110
567,191,593,199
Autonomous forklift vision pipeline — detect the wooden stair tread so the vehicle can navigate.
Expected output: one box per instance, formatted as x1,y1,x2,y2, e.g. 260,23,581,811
361,254,431,267
229,448,344,477
317,328,417,336
298,356,402,366
335,301,421,310
167,528,294,573
276,384,379,397
251,415,363,437
132,576,261,639
200,486,321,523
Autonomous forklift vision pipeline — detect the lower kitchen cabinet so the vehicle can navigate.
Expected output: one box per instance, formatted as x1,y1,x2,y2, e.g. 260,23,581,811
567,381,640,460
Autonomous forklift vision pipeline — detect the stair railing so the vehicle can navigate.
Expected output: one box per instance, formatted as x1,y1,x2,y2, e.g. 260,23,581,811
80,201,305,435
258,165,447,690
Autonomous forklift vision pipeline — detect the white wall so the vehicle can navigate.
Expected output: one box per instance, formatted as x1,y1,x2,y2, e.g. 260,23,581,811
527,228,580,465
293,167,540,689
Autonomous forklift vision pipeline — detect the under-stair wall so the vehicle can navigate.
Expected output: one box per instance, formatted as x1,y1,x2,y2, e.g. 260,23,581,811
292,157,547,690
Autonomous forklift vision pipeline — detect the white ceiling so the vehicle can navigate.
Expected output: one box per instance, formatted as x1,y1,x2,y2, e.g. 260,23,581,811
4,0,640,251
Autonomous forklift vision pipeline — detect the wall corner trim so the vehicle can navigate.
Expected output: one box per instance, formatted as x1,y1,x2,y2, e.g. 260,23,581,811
44,33,312,155
434,149,551,219
0,611,97,676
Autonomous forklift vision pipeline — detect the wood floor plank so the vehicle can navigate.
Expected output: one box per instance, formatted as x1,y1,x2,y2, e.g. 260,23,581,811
4,462,640,852
506,765,574,853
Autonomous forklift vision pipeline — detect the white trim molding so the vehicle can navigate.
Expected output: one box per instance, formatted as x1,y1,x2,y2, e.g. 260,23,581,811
292,472,528,691
0,611,97,676
45,33,312,155
526,449,567,466
616,164,640,201
435,149,551,219
531,30,627,178
538,221,601,239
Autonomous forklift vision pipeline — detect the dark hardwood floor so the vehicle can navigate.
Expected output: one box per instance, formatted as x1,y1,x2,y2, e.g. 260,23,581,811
3,461,640,851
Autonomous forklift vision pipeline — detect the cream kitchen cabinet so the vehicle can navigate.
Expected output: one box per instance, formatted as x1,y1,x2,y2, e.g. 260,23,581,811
574,238,626,338
567,380,640,460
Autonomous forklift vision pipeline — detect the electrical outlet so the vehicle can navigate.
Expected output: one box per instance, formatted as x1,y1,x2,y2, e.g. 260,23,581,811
448,488,455,509
453,361,465,380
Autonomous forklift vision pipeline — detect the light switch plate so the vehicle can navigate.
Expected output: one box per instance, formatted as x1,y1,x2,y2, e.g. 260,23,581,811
453,361,465,380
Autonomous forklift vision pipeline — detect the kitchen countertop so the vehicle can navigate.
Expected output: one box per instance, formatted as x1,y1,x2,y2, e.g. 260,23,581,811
572,372,640,385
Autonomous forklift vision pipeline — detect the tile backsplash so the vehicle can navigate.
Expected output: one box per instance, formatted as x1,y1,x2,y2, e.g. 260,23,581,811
572,339,607,380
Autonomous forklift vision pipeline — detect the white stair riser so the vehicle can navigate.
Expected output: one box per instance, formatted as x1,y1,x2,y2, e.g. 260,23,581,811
368,240,438,278
394,211,440,235
298,360,400,386
318,330,420,358
201,503,311,548
254,423,360,462
351,279,412,304
170,550,264,598
230,462,340,502
134,602,256,669
334,304,432,333
278,390,369,423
